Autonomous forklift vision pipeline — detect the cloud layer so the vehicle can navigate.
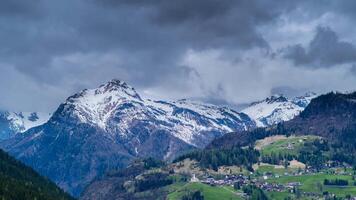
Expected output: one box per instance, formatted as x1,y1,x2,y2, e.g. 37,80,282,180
1,0,356,112
284,26,356,68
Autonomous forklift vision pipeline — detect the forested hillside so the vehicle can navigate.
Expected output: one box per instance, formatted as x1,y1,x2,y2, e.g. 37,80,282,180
0,148,74,200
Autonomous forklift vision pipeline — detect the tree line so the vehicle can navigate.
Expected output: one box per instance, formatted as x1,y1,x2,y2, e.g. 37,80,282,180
174,147,259,171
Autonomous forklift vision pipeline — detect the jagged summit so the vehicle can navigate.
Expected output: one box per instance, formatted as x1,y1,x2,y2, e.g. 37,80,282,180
248,94,287,107
67,79,141,102
265,94,288,104
97,79,141,100
101,79,128,88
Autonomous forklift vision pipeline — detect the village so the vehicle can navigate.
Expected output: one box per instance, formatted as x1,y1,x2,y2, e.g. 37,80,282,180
188,161,356,199
191,173,301,193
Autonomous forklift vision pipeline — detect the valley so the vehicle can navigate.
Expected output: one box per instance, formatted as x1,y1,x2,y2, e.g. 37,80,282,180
81,133,356,200
1,82,355,199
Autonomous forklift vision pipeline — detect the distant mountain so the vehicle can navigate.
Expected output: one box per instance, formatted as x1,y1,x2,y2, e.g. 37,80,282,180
0,111,51,140
0,148,74,200
209,91,356,151
241,92,317,127
1,79,255,196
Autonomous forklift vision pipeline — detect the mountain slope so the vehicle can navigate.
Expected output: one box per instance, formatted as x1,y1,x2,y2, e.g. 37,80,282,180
0,148,74,200
1,79,255,196
242,93,316,127
0,111,50,140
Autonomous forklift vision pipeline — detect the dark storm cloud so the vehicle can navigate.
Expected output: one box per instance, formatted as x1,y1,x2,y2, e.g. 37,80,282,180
0,0,42,17
283,26,356,68
1,0,356,111
98,0,300,49
0,0,287,89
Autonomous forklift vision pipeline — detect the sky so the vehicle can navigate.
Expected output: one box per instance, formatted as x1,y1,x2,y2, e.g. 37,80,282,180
1,0,356,112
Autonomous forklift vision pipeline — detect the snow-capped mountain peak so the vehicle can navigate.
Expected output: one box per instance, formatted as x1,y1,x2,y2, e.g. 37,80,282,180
265,94,288,104
61,79,144,129
97,79,142,101
0,111,51,140
54,79,255,147
242,93,317,127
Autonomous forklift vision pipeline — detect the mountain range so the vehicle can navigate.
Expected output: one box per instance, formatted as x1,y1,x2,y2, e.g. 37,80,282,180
0,79,317,197
0,79,255,196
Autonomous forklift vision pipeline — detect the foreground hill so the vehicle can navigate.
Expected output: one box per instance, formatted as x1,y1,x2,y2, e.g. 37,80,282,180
1,79,255,196
0,148,74,200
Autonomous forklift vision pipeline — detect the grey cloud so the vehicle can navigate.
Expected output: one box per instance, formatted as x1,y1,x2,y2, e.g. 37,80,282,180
1,0,356,112
283,26,356,68
0,0,42,17
0,0,283,97
95,0,299,49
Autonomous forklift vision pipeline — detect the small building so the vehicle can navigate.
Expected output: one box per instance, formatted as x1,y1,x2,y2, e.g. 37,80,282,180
286,142,293,150
190,173,199,182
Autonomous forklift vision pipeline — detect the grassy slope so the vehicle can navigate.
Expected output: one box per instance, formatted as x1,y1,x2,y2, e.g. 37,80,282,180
257,135,356,198
267,191,291,200
167,182,243,200
259,135,319,156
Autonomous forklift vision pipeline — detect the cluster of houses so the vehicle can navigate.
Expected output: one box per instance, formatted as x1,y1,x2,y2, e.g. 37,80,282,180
256,182,284,192
191,173,302,193
200,174,247,186
188,164,356,198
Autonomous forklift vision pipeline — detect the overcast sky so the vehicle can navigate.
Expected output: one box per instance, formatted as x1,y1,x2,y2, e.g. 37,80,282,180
1,0,356,112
